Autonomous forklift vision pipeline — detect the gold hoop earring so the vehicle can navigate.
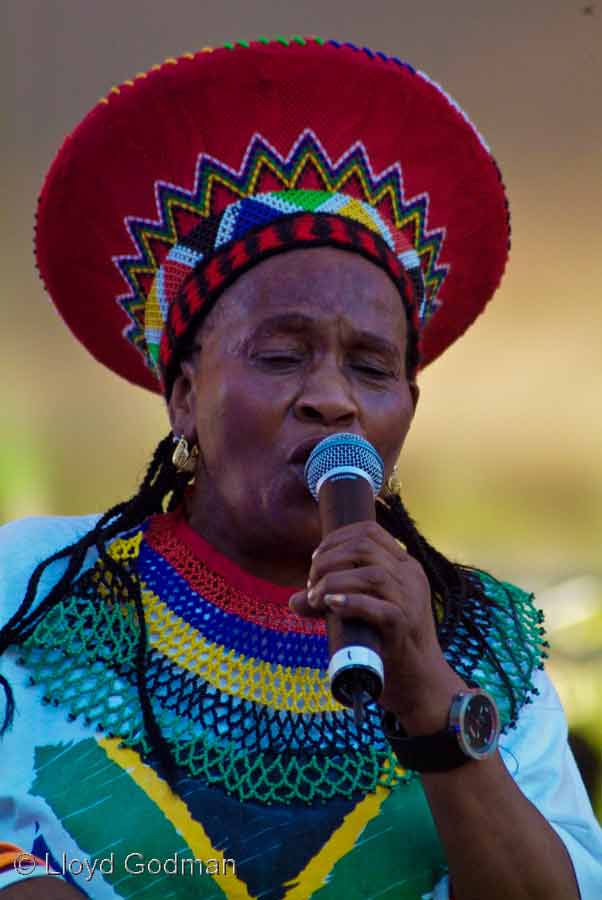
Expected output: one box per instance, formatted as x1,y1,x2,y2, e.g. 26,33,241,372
385,464,401,496
171,435,199,474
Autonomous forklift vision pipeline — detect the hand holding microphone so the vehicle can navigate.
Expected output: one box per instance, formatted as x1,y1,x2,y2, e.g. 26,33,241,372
289,432,459,734
304,433,385,726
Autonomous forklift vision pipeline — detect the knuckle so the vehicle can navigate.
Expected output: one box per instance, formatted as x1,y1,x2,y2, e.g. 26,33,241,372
366,566,386,589
319,573,336,593
364,521,381,539
381,604,400,629
400,554,427,583
357,538,374,559
310,559,325,582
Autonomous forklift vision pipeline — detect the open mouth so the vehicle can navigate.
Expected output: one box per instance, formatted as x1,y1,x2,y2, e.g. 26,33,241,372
287,436,330,466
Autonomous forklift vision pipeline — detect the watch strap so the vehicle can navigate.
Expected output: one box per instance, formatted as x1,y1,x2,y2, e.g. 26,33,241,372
382,711,469,772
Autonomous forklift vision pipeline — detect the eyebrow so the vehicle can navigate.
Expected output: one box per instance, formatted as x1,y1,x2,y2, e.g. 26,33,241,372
248,313,402,359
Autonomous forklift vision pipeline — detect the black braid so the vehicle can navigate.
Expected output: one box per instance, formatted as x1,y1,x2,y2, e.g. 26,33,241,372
376,491,519,719
1,437,518,770
0,279,420,768
0,433,190,780
373,300,520,714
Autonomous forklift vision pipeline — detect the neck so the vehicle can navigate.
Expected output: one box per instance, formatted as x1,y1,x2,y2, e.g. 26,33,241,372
184,495,311,590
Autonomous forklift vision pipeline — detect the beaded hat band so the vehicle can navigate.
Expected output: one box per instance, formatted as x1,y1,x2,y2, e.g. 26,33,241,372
161,206,418,396
35,37,510,395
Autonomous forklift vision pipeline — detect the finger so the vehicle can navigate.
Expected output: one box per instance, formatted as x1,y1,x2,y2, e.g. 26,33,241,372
306,566,402,612
322,591,401,634
288,589,326,618
311,520,409,569
288,589,402,633
309,541,407,592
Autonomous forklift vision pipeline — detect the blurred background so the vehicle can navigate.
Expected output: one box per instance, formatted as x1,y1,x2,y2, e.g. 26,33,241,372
4,1,601,812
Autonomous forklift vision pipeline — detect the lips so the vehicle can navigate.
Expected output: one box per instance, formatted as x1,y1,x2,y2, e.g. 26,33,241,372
287,433,364,465
287,435,332,465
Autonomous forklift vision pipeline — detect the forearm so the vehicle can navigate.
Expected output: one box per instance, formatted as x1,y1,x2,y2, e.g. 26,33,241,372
421,753,580,900
392,665,580,900
298,530,591,898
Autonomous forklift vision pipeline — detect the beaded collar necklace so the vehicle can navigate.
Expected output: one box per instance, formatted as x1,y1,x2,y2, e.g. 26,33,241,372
20,511,546,806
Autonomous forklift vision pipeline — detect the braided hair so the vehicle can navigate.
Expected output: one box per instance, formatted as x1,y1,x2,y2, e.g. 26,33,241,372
0,434,518,775
375,494,520,718
0,434,189,777
0,300,518,777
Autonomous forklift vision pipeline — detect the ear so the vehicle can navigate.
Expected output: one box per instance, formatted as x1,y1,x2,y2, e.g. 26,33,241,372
167,359,198,441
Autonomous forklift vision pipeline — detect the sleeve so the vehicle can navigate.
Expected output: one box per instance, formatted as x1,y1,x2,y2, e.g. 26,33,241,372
0,514,101,625
427,667,601,900
0,514,100,894
499,667,602,899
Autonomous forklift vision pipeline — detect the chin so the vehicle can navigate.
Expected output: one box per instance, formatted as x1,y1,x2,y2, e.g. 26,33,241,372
246,471,320,546
265,505,322,554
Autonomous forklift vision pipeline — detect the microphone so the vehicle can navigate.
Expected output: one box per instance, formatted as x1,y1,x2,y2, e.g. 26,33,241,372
304,433,385,727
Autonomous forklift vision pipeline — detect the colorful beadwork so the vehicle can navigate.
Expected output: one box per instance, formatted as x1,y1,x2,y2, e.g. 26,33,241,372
36,38,510,395
113,137,445,386
19,513,546,807
161,210,418,394
138,545,328,669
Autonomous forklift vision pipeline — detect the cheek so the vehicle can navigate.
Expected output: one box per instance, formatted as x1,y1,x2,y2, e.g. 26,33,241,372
197,373,285,463
369,385,415,467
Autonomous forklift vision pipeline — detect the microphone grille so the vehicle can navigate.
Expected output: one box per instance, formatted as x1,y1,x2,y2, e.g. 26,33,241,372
304,433,385,501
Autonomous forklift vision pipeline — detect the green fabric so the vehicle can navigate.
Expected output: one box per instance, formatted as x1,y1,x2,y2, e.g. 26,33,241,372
32,739,228,899
20,557,547,806
312,778,447,899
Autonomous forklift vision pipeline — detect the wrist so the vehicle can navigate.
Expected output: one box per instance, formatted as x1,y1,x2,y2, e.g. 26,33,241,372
383,687,502,773
387,662,467,736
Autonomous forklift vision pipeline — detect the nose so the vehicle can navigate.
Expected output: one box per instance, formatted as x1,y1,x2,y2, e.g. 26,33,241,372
293,358,358,427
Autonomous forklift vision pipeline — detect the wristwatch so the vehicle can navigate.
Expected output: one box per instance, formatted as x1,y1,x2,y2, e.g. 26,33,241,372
382,690,501,772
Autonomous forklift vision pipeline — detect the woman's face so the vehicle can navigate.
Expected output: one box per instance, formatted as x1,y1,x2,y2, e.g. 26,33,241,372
169,246,418,566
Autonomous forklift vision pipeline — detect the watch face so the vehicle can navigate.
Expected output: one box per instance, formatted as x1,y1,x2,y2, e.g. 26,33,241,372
453,691,500,760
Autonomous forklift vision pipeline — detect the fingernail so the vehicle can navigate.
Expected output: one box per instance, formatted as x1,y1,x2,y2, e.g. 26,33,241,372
311,549,319,559
306,578,312,589
288,593,302,611
307,588,317,606
324,593,346,607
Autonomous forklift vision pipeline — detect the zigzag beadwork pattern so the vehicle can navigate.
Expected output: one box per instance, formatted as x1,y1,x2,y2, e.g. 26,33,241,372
113,131,448,374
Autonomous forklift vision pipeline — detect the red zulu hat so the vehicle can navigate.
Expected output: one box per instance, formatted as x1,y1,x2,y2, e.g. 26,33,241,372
35,36,510,397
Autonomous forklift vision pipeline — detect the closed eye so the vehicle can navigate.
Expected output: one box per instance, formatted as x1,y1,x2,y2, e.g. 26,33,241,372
352,362,393,379
254,353,305,368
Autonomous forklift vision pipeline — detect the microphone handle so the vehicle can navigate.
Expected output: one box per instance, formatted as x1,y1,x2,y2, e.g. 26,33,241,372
317,474,384,723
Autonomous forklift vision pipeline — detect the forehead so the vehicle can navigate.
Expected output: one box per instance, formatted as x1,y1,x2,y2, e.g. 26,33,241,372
200,247,407,346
